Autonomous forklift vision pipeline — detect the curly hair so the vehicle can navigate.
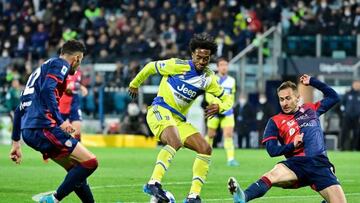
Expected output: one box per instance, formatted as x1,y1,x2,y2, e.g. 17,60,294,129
189,33,218,55
61,40,86,55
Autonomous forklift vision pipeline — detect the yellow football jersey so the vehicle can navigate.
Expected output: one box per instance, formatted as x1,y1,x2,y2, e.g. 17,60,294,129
129,58,233,120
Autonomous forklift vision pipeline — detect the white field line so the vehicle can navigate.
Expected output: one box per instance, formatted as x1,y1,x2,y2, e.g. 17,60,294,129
32,180,359,202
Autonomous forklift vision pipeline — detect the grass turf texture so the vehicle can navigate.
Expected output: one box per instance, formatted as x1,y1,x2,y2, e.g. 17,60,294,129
0,145,359,203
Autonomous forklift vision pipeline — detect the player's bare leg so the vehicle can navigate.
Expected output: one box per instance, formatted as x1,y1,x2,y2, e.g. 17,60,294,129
263,163,298,186
144,126,182,202
52,156,75,171
185,132,212,154
183,133,212,202
223,126,238,166
319,185,347,203
205,127,216,147
49,143,98,202
159,126,183,150
70,142,96,162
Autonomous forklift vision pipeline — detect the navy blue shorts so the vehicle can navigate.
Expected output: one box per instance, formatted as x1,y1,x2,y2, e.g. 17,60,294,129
279,155,339,191
61,108,82,122
22,127,78,160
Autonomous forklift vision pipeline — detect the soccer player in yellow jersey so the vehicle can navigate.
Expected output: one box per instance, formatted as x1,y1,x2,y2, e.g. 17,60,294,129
128,33,233,203
205,57,239,166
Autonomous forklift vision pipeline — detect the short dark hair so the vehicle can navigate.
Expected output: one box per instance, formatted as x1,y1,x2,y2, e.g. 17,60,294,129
61,40,86,55
277,81,298,93
189,33,217,55
216,57,228,65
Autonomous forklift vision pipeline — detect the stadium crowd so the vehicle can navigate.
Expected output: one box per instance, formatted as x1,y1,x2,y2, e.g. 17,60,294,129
1,0,360,86
1,0,360,150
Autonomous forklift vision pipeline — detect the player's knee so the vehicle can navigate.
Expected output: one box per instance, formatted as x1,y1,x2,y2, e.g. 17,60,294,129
171,143,182,151
207,129,216,138
198,142,212,155
167,138,182,150
327,185,347,203
80,157,98,171
208,133,216,138
263,171,277,183
223,129,233,138
205,144,212,155
223,132,232,138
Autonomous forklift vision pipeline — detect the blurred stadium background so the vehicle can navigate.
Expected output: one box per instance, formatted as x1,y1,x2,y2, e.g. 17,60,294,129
0,0,360,202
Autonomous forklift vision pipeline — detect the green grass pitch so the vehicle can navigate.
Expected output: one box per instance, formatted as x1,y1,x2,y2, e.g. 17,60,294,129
0,145,359,203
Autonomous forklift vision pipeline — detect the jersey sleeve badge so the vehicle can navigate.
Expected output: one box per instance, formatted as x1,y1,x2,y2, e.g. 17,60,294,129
61,65,68,75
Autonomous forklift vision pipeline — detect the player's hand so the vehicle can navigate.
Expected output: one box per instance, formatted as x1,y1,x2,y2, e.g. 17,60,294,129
294,133,304,149
67,81,75,90
128,87,138,100
81,85,88,97
72,131,81,140
205,104,220,119
300,74,311,86
9,141,22,164
72,127,81,140
60,120,75,134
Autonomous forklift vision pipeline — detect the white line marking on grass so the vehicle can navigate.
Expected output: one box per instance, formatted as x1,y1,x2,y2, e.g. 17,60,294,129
204,193,360,202
32,182,360,202
342,179,356,182
32,182,199,201
91,181,196,189
125,193,360,203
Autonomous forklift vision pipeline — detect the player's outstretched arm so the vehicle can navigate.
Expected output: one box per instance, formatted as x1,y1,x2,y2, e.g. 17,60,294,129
300,74,340,115
129,62,158,87
299,74,311,86
128,62,158,99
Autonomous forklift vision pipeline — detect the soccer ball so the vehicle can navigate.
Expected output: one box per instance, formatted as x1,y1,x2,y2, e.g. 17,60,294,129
149,190,176,203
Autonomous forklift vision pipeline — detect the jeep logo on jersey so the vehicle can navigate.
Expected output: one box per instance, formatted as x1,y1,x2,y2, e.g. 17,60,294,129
177,84,197,98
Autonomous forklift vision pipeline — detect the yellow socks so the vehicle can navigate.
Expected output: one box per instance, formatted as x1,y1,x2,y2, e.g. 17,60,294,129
205,135,214,147
190,154,211,195
150,145,176,183
224,137,235,161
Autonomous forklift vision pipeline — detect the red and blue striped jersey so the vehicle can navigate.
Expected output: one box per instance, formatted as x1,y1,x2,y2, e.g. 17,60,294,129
59,70,82,114
20,57,70,129
262,78,340,158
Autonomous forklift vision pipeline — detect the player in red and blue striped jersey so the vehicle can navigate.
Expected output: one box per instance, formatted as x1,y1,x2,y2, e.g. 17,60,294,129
9,40,98,203
59,70,88,141
228,74,346,203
